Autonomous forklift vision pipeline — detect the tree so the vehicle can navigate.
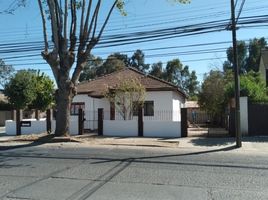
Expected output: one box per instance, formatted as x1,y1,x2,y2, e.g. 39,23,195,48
130,49,149,72
185,70,199,99
223,41,247,72
97,54,126,76
149,62,164,79
30,71,55,111
0,59,14,88
79,55,103,81
4,70,37,109
38,0,190,136
225,71,268,102
4,70,55,110
223,37,267,73
246,38,267,72
105,78,145,120
0,0,26,14
198,70,229,121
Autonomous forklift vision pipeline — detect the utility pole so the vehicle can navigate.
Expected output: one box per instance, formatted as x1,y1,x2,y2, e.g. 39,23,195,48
230,0,242,147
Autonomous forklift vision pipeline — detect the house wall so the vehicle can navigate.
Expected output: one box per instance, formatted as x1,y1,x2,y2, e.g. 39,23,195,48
143,91,173,121
240,97,248,135
172,91,185,121
73,95,110,130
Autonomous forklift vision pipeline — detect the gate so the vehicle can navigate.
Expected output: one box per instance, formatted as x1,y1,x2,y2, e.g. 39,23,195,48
248,103,268,136
83,110,99,132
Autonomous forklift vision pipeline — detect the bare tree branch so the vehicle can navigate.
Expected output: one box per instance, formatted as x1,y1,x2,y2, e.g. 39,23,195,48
72,1,118,84
97,0,118,40
83,0,92,38
37,0,49,52
63,0,68,40
77,0,92,53
91,0,101,39
69,0,77,52
79,0,85,40
47,0,60,50
85,0,101,45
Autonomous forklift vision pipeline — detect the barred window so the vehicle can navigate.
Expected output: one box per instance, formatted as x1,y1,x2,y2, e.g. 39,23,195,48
70,102,85,115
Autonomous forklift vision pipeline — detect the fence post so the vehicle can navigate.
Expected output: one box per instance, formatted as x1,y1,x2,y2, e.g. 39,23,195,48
46,109,52,134
16,109,22,136
181,108,187,137
78,108,84,135
11,110,16,121
138,106,143,137
98,108,103,136
35,109,40,120
110,102,115,120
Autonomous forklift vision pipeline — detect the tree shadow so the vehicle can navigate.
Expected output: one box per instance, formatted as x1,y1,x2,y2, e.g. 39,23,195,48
187,137,235,147
242,136,268,143
0,134,55,151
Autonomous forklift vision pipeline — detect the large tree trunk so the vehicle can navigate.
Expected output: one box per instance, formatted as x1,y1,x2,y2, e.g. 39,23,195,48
55,75,74,136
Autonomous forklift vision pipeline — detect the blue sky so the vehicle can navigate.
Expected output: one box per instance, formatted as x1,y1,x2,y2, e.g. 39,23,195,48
0,0,267,83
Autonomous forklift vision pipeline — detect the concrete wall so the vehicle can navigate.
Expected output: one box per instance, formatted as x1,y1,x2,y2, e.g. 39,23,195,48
103,120,138,137
103,120,181,138
144,121,181,138
5,116,78,136
240,97,248,135
172,92,185,121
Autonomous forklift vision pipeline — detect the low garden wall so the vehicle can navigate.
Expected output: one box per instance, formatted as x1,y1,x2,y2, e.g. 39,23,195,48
103,120,181,138
103,120,138,137
5,116,78,135
144,121,181,138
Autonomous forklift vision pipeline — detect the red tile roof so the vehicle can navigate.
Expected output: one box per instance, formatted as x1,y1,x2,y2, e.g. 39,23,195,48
77,67,186,98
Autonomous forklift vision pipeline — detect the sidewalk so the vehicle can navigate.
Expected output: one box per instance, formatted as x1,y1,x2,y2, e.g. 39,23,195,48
1,133,268,153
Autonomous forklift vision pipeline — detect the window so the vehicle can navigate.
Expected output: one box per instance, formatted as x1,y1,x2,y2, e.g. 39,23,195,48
70,102,85,115
132,101,154,116
144,101,154,116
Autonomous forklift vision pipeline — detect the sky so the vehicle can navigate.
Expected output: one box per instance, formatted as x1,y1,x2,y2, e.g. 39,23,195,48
0,0,267,84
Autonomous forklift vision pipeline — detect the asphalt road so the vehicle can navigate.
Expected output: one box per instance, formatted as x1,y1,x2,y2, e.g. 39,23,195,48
0,143,268,200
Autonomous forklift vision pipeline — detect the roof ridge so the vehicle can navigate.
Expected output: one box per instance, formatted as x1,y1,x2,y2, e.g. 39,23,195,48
78,67,128,85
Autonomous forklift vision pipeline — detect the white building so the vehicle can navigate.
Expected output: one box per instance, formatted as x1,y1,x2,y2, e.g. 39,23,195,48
73,67,186,137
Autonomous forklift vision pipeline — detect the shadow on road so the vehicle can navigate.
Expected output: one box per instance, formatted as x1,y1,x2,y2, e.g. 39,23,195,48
189,137,235,147
0,134,55,151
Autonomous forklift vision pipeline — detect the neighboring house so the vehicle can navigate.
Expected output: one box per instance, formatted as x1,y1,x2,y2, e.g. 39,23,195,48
73,67,186,137
185,101,211,125
259,48,268,86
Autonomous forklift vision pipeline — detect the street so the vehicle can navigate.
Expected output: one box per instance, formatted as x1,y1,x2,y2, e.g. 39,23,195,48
0,142,268,200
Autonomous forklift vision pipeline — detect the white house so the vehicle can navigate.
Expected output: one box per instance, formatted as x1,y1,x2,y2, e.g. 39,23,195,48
73,67,186,137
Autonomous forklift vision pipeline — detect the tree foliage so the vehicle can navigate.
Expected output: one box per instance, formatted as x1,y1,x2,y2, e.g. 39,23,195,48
0,59,14,88
149,59,199,98
225,71,268,102
105,78,145,120
223,37,267,73
198,70,228,117
4,70,54,110
30,71,55,111
4,70,37,109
